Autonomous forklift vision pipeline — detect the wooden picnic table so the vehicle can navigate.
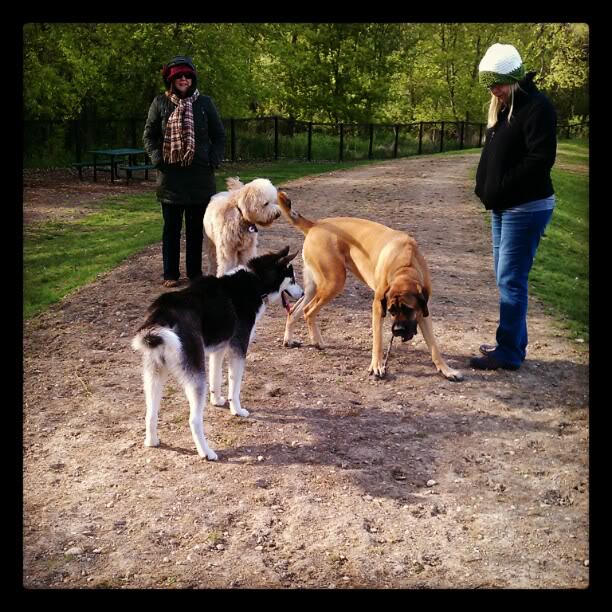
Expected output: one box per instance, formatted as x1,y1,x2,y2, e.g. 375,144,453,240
88,147,149,183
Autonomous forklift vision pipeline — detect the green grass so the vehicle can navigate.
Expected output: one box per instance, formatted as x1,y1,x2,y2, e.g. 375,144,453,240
23,160,380,319
467,139,589,342
24,143,588,343
530,140,589,341
24,195,161,319
215,159,377,189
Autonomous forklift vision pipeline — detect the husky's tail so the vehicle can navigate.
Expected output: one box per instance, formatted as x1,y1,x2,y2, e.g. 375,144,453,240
277,191,315,235
226,176,244,191
131,326,183,369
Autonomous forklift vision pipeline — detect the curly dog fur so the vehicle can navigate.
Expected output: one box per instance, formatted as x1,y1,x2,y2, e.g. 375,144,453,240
204,177,282,276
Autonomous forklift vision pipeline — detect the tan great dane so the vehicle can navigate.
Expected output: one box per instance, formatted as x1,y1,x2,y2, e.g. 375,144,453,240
277,191,462,381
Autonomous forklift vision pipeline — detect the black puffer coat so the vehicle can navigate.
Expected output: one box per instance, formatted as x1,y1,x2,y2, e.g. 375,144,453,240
143,59,226,205
474,73,557,211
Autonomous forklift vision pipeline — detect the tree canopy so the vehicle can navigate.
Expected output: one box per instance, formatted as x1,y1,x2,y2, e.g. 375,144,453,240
23,22,589,125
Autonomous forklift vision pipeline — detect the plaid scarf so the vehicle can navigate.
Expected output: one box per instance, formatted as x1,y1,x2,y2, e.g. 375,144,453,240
163,89,199,165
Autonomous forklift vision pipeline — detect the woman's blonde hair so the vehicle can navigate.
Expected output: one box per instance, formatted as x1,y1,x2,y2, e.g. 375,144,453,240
486,82,522,128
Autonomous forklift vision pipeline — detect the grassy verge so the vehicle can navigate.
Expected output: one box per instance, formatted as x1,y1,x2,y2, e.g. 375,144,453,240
24,159,381,319
531,140,588,341
467,139,589,342
24,194,161,319
24,143,587,341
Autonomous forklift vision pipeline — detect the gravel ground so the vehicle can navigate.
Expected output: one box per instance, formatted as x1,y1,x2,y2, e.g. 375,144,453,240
23,155,589,589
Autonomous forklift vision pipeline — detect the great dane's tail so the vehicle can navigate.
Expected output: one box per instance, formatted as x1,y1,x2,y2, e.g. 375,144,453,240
277,191,315,235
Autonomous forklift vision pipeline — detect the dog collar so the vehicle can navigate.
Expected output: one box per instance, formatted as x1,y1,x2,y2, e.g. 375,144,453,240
236,205,258,233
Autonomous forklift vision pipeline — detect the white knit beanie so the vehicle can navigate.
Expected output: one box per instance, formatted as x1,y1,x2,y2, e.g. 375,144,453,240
478,43,526,88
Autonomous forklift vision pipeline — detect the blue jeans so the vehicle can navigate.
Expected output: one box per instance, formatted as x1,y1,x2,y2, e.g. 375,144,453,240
490,208,553,367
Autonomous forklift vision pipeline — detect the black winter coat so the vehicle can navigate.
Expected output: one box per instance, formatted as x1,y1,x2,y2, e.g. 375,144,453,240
475,73,557,211
143,93,226,205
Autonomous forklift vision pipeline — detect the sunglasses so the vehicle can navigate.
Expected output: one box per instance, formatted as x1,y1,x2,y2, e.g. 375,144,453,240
173,73,193,81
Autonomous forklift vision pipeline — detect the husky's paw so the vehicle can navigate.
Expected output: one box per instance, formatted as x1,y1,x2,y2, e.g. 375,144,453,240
144,436,160,448
230,405,250,417
200,448,218,461
210,394,228,407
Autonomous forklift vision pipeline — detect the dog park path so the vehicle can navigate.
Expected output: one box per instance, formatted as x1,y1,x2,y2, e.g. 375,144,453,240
23,154,589,589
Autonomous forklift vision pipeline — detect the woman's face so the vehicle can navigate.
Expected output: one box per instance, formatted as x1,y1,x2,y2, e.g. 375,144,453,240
172,73,193,97
490,83,511,104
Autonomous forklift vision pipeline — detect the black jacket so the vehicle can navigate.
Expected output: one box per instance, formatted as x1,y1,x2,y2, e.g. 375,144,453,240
475,73,557,211
143,93,226,205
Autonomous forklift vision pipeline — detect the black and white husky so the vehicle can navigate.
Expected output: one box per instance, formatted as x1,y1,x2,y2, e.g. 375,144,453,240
132,246,303,460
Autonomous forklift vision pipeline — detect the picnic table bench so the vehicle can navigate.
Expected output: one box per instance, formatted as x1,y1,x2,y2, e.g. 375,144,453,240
71,160,112,180
116,162,156,184
78,148,153,183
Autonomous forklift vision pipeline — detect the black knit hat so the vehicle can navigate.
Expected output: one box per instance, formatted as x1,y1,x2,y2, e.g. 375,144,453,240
161,56,198,89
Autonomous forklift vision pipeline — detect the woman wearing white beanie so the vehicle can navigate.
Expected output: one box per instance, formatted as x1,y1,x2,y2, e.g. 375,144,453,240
471,43,557,371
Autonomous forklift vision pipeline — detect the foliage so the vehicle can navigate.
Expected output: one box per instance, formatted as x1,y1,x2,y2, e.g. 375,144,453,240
23,23,588,126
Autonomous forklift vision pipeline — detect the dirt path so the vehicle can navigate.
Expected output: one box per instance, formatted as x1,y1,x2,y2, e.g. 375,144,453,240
23,154,589,589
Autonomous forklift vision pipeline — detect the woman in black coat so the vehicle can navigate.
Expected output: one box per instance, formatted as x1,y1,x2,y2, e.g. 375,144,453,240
471,43,557,371
143,55,226,287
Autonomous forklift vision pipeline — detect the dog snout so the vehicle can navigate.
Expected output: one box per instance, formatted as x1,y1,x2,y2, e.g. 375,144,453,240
392,319,417,341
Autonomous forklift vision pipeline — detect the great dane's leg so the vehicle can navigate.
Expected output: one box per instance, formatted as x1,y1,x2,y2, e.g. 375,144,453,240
302,269,346,349
417,313,463,381
368,296,387,378
284,263,315,347
208,344,229,406
143,356,168,448
227,349,249,417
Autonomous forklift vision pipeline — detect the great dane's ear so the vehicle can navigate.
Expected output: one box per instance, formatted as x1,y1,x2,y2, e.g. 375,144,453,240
380,288,389,317
417,286,430,317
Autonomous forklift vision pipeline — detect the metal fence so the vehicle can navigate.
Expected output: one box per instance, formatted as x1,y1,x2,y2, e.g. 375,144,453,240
23,116,589,168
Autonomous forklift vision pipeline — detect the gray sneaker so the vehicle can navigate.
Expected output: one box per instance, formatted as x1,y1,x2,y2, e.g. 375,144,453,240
479,344,497,356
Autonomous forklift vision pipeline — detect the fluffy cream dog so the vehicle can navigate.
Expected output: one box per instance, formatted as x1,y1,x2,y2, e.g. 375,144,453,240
204,177,282,276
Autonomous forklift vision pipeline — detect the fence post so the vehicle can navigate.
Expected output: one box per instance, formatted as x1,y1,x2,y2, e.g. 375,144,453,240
566,125,571,139
339,123,344,161
74,119,82,162
418,122,423,154
274,116,279,160
231,118,236,162
307,122,313,161
394,124,400,158
130,118,137,148
368,123,374,159
478,123,484,147
440,121,445,153
459,121,465,150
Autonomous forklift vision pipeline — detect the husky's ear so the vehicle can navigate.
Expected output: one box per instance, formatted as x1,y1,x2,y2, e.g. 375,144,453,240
276,245,290,259
278,250,298,267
